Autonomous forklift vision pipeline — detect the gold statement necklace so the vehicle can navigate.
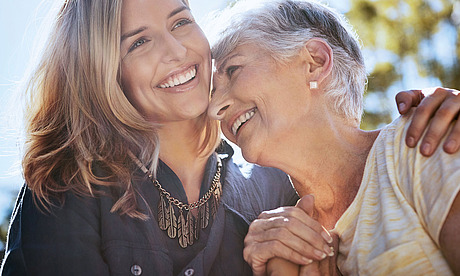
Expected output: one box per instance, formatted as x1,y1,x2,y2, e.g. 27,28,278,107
133,154,222,248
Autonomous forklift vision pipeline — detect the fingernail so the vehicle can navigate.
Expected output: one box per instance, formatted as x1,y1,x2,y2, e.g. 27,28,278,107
445,140,457,153
321,231,333,243
314,249,326,260
328,246,335,257
302,257,313,264
407,136,415,147
323,245,333,256
398,102,406,112
421,143,432,155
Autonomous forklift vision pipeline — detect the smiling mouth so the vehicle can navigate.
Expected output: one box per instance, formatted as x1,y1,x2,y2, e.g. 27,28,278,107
157,65,196,88
231,108,257,136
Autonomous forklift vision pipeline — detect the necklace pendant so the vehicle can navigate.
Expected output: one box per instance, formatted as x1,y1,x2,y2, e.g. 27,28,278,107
194,207,201,241
210,193,218,219
158,195,168,231
177,209,188,248
201,201,210,229
186,211,195,246
167,201,177,239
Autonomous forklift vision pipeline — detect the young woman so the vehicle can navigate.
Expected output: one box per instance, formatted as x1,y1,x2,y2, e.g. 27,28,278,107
1,0,457,275
1,0,300,274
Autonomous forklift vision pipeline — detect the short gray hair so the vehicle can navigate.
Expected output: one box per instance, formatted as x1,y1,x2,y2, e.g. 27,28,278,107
210,0,367,123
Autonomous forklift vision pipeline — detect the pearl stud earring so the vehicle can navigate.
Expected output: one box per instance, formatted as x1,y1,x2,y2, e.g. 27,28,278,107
309,81,318,89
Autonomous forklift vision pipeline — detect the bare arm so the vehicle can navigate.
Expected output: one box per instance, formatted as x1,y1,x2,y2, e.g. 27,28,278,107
439,192,460,274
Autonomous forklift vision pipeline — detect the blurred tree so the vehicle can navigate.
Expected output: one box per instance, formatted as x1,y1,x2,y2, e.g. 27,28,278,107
347,0,460,129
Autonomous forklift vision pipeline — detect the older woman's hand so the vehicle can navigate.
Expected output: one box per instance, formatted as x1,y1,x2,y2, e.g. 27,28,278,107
244,195,333,276
395,87,460,156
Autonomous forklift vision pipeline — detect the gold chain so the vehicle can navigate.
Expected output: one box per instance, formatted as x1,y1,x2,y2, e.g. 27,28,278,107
149,159,222,211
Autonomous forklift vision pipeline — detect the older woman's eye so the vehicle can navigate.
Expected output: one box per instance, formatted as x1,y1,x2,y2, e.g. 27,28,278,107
129,38,148,52
226,66,240,78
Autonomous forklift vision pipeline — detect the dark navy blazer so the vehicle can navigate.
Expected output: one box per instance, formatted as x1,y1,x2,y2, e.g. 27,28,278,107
1,141,298,275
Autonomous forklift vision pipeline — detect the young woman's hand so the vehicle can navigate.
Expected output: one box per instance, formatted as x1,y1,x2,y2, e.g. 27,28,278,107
298,233,341,276
395,87,460,156
244,195,333,276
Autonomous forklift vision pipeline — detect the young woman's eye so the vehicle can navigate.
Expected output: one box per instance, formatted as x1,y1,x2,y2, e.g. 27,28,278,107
129,38,148,52
226,66,240,78
173,18,192,30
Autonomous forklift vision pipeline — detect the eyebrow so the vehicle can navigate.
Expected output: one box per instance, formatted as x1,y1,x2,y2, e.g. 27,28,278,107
121,26,147,43
169,5,190,18
120,6,190,43
217,53,242,73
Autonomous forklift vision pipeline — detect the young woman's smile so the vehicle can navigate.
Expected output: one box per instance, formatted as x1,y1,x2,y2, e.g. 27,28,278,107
120,0,212,123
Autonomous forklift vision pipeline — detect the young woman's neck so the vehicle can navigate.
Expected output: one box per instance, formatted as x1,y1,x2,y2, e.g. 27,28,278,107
157,117,211,203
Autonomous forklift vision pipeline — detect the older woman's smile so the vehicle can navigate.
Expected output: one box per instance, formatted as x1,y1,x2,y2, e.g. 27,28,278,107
231,108,257,136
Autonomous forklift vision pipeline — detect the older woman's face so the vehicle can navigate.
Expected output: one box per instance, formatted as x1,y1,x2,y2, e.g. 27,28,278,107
208,44,311,163
120,0,211,123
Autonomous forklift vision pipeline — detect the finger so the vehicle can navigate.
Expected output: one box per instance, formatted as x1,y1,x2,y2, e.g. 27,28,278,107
259,206,303,219
264,215,331,252
258,208,326,239
247,219,332,260
443,120,460,154
419,98,460,156
296,194,315,216
299,261,321,276
243,240,314,269
406,89,447,148
395,89,424,114
296,195,333,243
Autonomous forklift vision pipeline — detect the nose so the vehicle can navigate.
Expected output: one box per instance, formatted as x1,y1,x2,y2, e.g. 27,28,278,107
208,86,233,121
161,33,186,63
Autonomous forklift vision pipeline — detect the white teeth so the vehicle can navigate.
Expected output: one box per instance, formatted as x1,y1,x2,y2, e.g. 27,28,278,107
232,109,256,136
158,66,196,88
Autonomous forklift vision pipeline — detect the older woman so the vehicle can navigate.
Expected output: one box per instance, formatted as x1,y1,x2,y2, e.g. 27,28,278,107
208,0,460,275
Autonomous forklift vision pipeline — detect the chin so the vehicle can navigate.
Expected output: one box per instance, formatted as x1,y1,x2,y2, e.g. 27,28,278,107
240,147,260,165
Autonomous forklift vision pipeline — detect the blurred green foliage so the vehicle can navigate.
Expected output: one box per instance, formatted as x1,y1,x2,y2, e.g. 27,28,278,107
347,0,460,129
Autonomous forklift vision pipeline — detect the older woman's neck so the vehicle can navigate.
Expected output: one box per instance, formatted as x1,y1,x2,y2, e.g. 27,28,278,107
269,117,379,229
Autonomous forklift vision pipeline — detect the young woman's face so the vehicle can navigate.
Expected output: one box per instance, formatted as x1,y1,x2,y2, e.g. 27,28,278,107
120,0,212,123
208,44,311,164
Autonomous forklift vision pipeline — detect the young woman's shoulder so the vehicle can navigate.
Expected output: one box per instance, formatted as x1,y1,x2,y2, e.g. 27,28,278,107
219,140,299,222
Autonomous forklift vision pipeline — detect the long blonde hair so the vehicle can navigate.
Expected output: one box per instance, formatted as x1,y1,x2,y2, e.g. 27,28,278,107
23,0,220,218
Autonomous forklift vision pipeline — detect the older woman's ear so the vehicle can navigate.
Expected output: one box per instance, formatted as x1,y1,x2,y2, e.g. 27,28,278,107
303,38,334,86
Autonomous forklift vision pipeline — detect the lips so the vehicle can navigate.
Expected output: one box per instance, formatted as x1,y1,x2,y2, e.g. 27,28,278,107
157,65,196,88
230,108,257,136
